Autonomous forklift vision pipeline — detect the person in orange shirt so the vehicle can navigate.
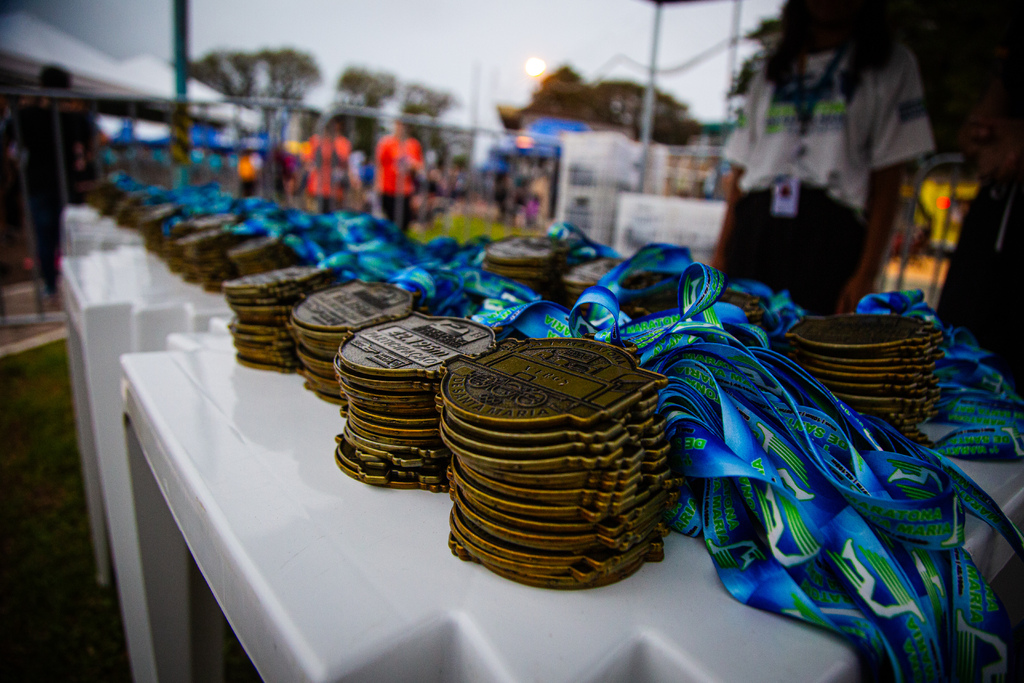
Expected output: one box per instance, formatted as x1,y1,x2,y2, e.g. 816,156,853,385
375,120,423,231
304,118,352,213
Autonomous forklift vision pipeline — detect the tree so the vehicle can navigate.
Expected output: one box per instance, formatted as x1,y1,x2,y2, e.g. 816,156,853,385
189,50,260,98
729,18,781,98
336,67,399,108
401,83,459,163
259,49,321,101
522,64,701,145
189,48,321,102
729,1,1015,152
336,67,400,155
889,0,1013,152
401,83,457,119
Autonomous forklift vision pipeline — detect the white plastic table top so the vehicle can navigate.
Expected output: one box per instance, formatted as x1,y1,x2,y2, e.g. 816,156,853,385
62,204,143,258
120,344,1024,683
62,246,231,682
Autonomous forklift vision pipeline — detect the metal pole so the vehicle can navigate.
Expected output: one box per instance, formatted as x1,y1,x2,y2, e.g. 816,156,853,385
638,1,663,194
467,63,480,235
51,100,70,207
128,101,141,181
393,122,405,230
172,0,189,188
8,100,47,315
894,153,963,291
929,166,959,304
725,0,743,121
91,99,104,182
164,103,175,188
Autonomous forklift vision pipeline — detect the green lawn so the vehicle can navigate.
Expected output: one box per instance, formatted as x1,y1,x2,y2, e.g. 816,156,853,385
415,213,542,243
0,341,260,681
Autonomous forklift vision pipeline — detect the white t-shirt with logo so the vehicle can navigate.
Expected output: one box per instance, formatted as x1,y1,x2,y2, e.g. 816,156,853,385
724,43,935,213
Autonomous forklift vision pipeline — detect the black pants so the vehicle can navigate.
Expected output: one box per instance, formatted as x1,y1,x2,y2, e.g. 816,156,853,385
28,192,63,294
725,188,866,315
938,183,1022,386
381,194,413,232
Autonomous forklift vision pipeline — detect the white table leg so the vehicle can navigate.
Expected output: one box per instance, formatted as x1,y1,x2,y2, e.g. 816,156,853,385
81,301,159,681
64,319,111,586
127,416,226,683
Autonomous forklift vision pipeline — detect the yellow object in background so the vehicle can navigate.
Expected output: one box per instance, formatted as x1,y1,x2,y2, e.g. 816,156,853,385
914,178,979,248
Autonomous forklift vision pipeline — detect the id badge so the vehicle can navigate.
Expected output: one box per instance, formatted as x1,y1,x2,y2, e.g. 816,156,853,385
771,177,800,218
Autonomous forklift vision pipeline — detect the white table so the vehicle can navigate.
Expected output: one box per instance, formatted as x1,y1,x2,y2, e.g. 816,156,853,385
62,205,143,258
62,247,231,683
119,341,1024,683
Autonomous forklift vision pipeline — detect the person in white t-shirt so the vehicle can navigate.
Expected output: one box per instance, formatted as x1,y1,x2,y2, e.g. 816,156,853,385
711,0,935,314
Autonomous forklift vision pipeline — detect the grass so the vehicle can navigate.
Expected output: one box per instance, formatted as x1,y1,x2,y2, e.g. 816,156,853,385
415,213,542,244
0,341,260,682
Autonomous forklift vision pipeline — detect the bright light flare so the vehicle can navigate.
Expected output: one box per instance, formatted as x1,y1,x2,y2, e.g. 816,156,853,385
525,57,546,78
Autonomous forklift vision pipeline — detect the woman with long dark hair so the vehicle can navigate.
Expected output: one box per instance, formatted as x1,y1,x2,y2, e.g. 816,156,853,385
711,0,934,314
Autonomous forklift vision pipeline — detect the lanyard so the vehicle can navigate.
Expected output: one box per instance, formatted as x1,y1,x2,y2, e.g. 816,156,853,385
793,43,848,135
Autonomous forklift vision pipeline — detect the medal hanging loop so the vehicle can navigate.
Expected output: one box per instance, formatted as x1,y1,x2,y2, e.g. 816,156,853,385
793,43,848,137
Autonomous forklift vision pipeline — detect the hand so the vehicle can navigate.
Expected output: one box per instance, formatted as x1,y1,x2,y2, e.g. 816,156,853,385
972,117,1024,183
835,270,875,314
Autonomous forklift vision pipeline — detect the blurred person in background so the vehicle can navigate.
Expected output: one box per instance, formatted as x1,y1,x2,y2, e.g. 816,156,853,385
937,6,1024,384
376,119,422,231
711,0,934,314
273,144,298,206
238,145,261,197
16,65,97,296
305,118,352,214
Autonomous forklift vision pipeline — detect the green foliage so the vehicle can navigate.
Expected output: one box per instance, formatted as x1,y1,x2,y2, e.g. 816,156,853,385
524,64,701,144
730,17,781,97
189,50,261,98
889,0,1014,152
0,342,261,681
401,83,458,119
401,83,459,161
190,48,321,101
259,48,321,101
729,1,1016,152
0,342,130,681
336,66,399,108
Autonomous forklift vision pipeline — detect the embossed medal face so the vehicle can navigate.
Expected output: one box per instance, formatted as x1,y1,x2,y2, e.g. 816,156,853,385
563,258,623,287
225,264,328,291
338,312,495,378
788,314,936,357
439,338,665,428
227,235,277,258
291,281,414,332
484,236,559,265
138,203,178,224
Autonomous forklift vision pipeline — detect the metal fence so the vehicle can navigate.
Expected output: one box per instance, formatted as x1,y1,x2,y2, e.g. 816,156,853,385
0,86,533,325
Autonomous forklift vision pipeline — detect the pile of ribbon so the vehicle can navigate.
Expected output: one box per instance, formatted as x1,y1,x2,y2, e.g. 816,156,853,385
473,251,1023,681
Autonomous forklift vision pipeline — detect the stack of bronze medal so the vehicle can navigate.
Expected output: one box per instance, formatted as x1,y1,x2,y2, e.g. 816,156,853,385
483,236,567,302
87,179,124,216
438,337,678,589
719,289,765,327
227,236,298,276
618,272,679,318
562,257,623,306
114,192,146,227
224,266,335,373
334,312,496,492
136,204,179,250
175,227,250,291
787,314,942,443
165,214,237,272
289,281,416,405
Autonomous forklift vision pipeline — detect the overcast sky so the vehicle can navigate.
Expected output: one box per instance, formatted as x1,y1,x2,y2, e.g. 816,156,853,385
2,0,785,130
